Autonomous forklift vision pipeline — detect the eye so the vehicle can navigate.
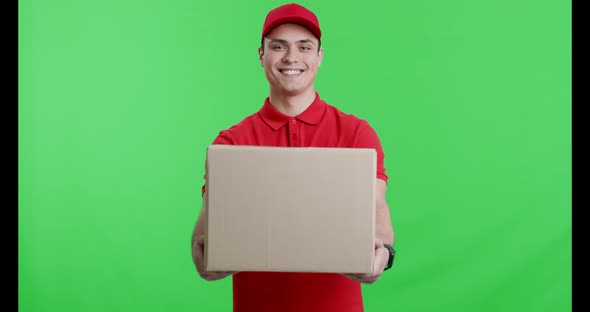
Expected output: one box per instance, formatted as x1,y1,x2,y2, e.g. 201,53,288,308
271,45,286,50
300,46,312,51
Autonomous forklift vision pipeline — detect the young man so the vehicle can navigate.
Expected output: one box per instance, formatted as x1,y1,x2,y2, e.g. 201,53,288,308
191,3,395,311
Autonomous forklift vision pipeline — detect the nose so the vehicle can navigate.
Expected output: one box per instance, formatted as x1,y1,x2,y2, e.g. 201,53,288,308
282,48,297,64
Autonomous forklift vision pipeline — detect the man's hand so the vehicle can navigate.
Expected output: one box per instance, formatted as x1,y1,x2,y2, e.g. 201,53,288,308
342,238,389,284
192,234,236,281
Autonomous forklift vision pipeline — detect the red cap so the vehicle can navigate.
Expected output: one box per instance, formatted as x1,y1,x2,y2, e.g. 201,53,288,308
261,3,321,40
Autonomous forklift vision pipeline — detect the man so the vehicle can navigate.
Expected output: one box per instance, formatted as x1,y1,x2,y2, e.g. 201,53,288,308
191,3,395,311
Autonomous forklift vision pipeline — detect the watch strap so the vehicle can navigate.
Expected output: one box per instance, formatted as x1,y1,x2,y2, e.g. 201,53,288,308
383,243,395,271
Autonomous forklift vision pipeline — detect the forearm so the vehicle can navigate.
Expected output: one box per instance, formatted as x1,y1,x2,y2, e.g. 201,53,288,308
375,179,394,246
375,198,394,246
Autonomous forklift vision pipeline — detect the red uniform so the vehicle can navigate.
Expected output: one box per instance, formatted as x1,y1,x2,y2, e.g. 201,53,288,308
202,93,387,312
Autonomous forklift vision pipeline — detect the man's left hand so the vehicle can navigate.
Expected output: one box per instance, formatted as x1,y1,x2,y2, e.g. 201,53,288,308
342,238,389,284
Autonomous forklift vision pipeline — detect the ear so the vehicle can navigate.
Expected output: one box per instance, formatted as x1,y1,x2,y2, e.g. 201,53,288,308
258,46,264,66
317,47,324,67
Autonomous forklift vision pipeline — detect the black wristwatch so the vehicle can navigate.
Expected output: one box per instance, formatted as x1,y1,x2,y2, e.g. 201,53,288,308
383,244,396,271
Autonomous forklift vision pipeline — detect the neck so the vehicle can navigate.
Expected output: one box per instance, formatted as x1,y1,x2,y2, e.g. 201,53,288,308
268,88,317,117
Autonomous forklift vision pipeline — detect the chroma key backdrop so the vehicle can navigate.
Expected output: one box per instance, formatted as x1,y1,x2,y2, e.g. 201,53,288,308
19,0,571,311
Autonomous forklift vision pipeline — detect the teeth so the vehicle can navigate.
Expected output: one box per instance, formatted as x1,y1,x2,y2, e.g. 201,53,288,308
281,69,303,75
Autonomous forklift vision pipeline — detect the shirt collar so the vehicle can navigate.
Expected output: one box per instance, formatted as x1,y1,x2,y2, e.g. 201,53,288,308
259,92,326,130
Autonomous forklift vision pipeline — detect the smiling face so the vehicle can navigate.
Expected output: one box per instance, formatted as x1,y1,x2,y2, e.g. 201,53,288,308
258,23,323,97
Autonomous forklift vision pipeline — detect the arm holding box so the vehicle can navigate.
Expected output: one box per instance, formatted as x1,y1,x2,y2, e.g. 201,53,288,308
191,198,237,281
343,178,394,284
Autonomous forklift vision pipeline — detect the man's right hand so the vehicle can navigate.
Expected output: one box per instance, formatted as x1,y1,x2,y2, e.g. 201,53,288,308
192,234,237,281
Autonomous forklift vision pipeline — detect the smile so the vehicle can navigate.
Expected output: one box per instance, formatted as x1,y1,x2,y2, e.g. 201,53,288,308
279,69,304,75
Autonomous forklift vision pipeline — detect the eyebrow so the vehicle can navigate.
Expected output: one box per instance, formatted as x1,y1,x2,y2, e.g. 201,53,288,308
267,38,317,46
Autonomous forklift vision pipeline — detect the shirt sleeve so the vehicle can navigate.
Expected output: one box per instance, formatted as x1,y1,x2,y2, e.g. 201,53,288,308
352,120,388,184
201,131,234,196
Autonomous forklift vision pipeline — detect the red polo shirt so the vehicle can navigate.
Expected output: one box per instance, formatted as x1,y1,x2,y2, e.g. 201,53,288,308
202,93,387,312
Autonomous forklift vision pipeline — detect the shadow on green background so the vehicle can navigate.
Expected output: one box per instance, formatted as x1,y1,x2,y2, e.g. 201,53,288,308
19,0,570,311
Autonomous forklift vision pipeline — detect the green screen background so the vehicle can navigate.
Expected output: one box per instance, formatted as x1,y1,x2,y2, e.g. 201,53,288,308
19,0,571,311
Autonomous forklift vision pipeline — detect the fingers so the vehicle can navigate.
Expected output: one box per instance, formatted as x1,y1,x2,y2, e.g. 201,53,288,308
373,246,390,275
342,273,378,284
194,234,205,244
342,246,388,284
200,271,236,281
374,238,384,250
341,239,388,284
192,234,235,281
206,271,237,281
192,236,209,276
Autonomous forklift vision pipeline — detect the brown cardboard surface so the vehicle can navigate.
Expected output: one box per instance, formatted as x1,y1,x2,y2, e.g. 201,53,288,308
204,145,376,273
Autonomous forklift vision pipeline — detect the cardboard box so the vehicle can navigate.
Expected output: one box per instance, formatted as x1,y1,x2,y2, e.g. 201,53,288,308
204,145,376,273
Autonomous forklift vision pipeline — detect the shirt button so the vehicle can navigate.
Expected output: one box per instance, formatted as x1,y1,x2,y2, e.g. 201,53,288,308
292,120,296,124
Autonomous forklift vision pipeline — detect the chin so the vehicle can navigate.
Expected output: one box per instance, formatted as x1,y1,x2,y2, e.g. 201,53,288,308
280,83,312,94
280,88,306,96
